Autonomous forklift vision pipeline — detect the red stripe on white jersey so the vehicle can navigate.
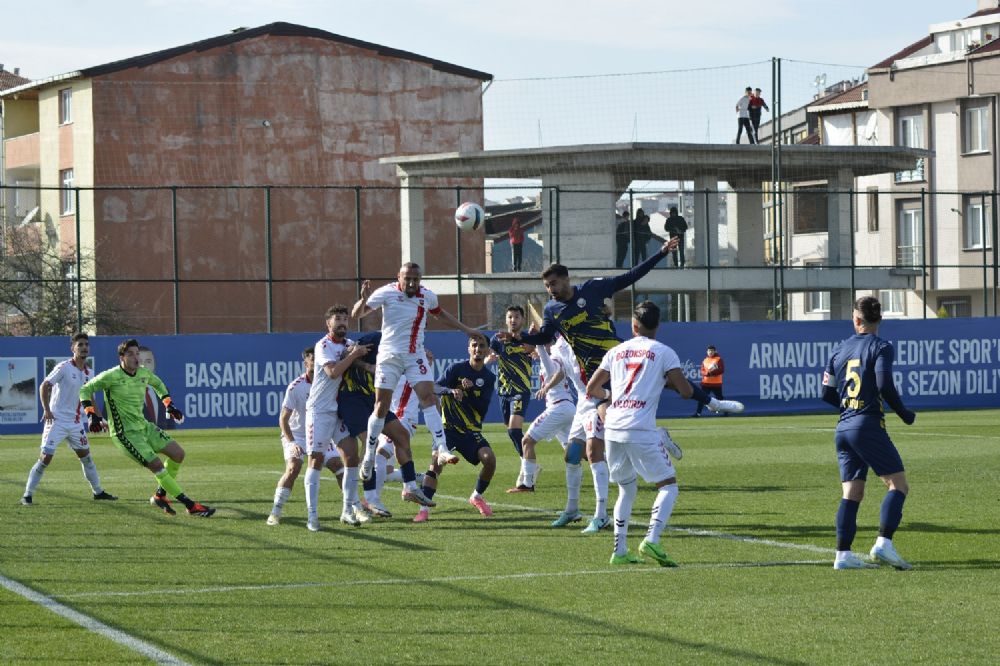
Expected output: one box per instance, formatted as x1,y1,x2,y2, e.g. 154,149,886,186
409,306,425,353
395,382,413,418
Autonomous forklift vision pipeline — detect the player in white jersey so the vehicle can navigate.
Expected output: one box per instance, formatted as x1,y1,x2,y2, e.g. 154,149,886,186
21,333,117,506
366,349,430,514
303,305,371,532
266,346,344,526
507,340,575,493
587,301,743,566
352,262,481,479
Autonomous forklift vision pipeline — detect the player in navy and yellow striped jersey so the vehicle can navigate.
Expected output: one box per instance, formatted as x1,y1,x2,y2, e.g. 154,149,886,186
823,296,915,571
488,305,535,460
413,335,497,521
501,236,679,534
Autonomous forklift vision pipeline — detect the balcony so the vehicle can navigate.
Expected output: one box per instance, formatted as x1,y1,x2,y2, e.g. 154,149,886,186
3,132,40,169
896,244,923,267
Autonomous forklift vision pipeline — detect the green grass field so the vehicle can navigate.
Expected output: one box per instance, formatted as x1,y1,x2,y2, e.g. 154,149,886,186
2,410,999,665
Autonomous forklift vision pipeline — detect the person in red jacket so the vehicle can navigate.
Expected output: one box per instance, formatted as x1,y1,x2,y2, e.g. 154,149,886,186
749,88,770,143
694,345,726,416
509,217,525,272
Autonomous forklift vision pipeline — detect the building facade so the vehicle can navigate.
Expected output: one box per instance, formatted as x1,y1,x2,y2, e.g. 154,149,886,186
1,23,492,333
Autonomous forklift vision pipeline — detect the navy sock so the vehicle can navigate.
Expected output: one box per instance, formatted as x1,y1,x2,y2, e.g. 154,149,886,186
400,460,416,483
508,428,524,457
475,476,491,495
878,489,906,539
422,470,437,500
835,498,861,551
362,470,376,491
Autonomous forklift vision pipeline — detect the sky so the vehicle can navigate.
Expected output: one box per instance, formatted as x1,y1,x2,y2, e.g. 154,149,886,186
0,0,979,187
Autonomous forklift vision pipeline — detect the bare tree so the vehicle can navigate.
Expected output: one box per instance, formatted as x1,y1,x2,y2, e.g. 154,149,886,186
0,224,137,336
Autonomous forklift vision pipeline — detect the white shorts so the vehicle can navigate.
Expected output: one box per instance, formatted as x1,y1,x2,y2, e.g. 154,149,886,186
40,420,89,456
280,437,306,463
568,399,604,443
526,400,575,446
305,411,348,455
374,351,433,391
606,437,676,485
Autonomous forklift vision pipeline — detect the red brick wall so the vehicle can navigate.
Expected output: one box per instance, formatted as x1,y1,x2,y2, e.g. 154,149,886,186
90,34,486,333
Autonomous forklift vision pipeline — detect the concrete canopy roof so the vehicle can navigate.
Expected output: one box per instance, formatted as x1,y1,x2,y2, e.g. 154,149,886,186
381,142,932,185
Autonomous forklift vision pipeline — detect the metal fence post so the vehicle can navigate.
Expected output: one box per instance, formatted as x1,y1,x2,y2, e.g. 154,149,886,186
264,186,273,333
171,186,180,334
74,188,82,332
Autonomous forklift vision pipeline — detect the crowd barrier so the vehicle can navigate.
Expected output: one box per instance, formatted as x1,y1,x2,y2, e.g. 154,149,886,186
2,318,997,436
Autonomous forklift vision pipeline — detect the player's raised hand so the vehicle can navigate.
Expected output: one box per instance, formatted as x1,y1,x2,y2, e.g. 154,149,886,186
348,343,372,358
661,236,680,255
359,279,371,297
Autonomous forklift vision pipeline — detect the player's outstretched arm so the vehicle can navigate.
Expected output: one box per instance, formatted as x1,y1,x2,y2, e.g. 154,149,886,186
352,280,377,319
432,307,480,337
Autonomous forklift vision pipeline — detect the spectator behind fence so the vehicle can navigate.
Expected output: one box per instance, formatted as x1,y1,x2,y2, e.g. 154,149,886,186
509,217,525,272
633,208,652,263
615,211,631,268
664,206,688,268
750,87,770,143
736,86,756,144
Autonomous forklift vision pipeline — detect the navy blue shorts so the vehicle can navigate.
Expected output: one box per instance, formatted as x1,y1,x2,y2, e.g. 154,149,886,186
339,393,396,439
835,426,904,481
445,430,491,465
500,391,531,423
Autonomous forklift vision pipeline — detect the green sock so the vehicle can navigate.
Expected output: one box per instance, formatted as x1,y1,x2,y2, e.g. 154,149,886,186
155,468,185,499
166,457,181,480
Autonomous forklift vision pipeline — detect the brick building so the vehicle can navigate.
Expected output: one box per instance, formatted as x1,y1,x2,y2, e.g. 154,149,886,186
1,23,491,333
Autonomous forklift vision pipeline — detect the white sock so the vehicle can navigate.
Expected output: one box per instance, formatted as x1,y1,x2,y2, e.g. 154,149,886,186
375,456,388,498
272,486,291,516
565,462,582,513
421,405,447,449
645,484,678,543
365,415,385,455
385,468,404,483
590,461,609,519
523,459,538,487
614,478,638,556
304,467,320,517
25,460,47,496
78,454,102,494
875,535,890,549
342,467,360,511
364,488,378,504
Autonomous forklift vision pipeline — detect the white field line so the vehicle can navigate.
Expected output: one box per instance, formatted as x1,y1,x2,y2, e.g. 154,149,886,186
0,573,191,665
55,560,831,600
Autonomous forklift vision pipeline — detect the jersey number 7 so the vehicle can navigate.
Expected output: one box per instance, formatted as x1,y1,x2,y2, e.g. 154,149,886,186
624,361,643,395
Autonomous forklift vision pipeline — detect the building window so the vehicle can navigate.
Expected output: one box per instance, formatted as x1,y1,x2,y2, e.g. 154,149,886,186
867,187,879,232
895,112,925,182
792,187,828,234
59,88,73,124
879,289,906,315
60,169,75,215
804,262,830,313
897,206,923,267
964,198,993,250
963,103,989,153
938,297,971,318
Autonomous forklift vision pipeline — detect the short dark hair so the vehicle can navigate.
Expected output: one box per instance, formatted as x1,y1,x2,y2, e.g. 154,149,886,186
633,300,660,331
117,338,140,357
324,305,349,319
71,332,89,344
302,346,314,359
469,332,488,346
542,263,569,279
506,305,525,317
854,296,882,324
707,345,716,351
400,262,421,273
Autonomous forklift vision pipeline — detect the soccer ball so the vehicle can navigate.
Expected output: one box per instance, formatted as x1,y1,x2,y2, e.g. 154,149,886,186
455,202,485,231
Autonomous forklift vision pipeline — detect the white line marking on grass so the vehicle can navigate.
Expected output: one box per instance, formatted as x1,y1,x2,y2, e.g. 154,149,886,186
0,573,191,666
55,560,831,600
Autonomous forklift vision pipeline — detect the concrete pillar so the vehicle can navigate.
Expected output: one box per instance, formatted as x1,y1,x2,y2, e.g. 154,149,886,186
693,174,719,267
827,168,854,319
729,188,766,267
539,171,618,268
399,175,424,268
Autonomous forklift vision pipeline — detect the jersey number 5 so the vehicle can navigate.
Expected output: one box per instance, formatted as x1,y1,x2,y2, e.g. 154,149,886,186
845,359,862,398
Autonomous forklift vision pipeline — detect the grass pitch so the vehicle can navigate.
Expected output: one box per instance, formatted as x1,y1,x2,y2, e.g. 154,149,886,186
2,410,999,665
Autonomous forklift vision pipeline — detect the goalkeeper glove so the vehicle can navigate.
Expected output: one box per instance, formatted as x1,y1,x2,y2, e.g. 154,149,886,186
88,411,106,433
166,404,185,424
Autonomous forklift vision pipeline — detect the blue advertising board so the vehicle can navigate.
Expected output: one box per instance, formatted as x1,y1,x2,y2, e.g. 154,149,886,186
1,317,997,436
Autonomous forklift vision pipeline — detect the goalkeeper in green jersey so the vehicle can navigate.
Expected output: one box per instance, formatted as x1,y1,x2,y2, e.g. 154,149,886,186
80,338,215,517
